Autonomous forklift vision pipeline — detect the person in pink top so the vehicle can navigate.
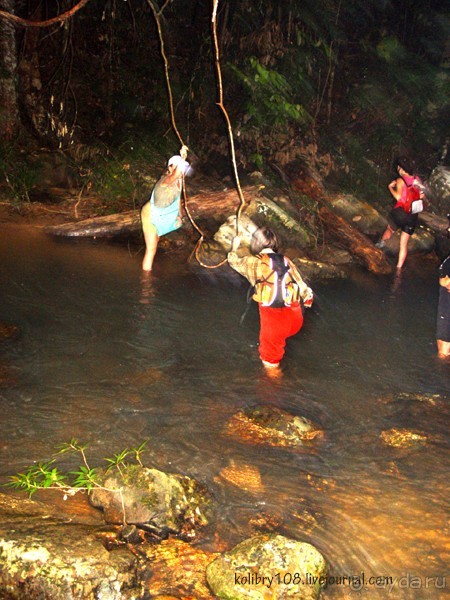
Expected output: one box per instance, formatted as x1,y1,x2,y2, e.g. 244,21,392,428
376,157,425,271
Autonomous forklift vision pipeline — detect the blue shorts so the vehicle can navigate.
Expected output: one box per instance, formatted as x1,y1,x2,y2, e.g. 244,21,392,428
150,201,181,237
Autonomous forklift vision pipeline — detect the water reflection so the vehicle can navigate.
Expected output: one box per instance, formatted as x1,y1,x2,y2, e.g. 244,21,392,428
0,226,448,598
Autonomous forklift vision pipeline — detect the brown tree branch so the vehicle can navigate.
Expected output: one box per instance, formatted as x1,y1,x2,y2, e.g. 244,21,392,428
0,0,92,28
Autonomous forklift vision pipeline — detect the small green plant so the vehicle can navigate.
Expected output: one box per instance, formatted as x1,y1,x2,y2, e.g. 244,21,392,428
0,141,40,204
5,439,149,523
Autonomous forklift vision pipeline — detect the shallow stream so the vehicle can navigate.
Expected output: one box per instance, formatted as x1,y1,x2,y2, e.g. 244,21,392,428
0,226,448,598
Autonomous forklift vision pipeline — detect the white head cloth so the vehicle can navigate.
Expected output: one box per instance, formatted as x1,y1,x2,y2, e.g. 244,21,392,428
168,155,191,175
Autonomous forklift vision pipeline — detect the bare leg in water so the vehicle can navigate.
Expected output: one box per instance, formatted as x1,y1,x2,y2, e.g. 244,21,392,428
142,227,159,271
396,231,410,270
141,201,160,272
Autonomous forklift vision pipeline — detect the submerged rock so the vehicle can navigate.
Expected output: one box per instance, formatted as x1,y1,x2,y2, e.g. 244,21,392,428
206,533,327,599
225,405,322,449
216,460,265,495
380,428,428,448
137,537,219,599
380,391,443,406
89,464,212,539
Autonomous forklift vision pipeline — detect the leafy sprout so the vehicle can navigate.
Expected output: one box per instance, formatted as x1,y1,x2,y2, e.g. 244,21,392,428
104,448,131,476
3,439,150,523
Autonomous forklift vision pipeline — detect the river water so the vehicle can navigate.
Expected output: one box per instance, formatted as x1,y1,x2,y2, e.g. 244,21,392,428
0,225,448,598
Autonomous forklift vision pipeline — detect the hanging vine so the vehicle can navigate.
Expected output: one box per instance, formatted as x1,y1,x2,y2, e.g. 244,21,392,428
146,0,250,269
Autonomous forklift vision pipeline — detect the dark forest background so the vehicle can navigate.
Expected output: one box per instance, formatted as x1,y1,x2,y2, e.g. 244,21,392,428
0,0,448,209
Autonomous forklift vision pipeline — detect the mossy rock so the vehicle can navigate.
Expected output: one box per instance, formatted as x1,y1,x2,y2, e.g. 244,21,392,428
225,405,322,449
0,518,135,599
89,464,212,539
206,533,327,599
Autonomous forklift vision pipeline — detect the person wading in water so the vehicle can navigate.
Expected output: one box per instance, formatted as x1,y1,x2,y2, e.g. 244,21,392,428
140,153,192,271
227,226,314,375
376,156,425,272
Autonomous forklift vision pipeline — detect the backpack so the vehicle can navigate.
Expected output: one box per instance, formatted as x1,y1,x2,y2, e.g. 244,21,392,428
404,180,424,214
257,254,297,308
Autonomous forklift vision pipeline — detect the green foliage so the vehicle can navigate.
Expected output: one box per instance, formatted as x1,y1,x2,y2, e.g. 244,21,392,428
0,141,40,204
4,438,149,499
230,57,311,131
250,153,264,171
73,135,173,213
376,37,407,63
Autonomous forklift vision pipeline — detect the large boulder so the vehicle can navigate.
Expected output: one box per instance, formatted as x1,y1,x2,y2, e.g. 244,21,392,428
428,165,450,215
0,493,136,599
213,213,259,250
89,465,212,539
326,193,387,236
206,533,328,599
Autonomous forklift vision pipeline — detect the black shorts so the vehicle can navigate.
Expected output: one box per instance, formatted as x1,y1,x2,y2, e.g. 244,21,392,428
388,207,418,235
436,287,450,342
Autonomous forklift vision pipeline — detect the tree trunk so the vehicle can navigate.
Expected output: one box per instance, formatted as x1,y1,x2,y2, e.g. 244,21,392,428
17,0,50,142
319,205,394,274
45,187,245,238
0,0,20,140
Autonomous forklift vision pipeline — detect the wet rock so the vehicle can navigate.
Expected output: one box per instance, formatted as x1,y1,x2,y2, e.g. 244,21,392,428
381,225,435,256
310,245,354,266
137,537,219,599
248,512,284,534
206,533,328,599
246,197,313,249
0,492,136,599
380,391,443,406
291,256,345,280
89,465,212,540
380,428,428,448
326,193,387,236
378,393,449,441
213,213,259,251
428,165,450,215
215,460,265,494
225,405,322,449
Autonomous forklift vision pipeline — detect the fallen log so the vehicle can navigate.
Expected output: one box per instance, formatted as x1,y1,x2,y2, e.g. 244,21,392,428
319,205,394,275
44,187,254,238
45,210,140,237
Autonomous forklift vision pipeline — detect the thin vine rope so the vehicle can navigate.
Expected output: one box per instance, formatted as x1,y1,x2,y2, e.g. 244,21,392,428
211,0,248,233
147,0,247,269
146,0,214,267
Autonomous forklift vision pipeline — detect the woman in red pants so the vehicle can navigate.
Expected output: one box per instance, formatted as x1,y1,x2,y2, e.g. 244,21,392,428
228,226,314,371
